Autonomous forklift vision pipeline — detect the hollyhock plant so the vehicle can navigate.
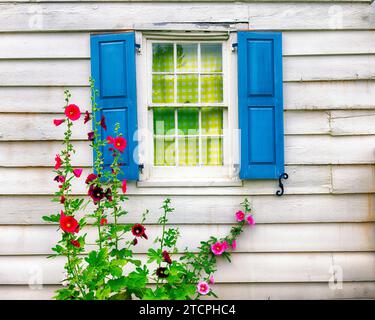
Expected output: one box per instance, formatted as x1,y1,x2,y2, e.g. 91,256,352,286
53,119,65,126
197,281,210,295
43,83,253,301
65,104,81,121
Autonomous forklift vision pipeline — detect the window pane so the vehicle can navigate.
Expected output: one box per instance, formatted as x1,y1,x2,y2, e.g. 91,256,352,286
178,108,199,135
201,137,223,165
201,107,223,135
152,74,174,103
154,108,175,135
177,74,198,103
178,137,199,166
201,44,222,72
152,43,174,72
201,74,223,103
154,137,175,166
177,44,198,72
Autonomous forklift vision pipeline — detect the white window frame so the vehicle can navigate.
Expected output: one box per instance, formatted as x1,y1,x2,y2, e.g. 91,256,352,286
136,31,240,185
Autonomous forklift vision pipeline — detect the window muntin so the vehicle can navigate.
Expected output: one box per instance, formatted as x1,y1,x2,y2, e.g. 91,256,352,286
149,41,226,168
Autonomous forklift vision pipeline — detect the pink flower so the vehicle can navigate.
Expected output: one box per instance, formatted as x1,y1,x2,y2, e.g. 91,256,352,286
122,180,127,194
235,210,245,222
222,241,229,250
211,242,225,255
73,168,83,178
54,154,62,170
247,215,255,226
197,281,210,295
231,239,237,250
53,119,65,126
209,275,215,284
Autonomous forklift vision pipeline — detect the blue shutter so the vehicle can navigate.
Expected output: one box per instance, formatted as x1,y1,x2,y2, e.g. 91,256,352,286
90,32,139,180
238,32,284,179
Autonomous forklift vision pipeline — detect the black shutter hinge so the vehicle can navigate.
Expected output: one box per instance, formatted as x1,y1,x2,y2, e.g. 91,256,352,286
135,43,141,54
138,163,144,174
231,43,238,52
276,173,288,197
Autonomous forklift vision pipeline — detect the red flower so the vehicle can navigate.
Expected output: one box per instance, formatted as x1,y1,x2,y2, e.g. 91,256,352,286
131,223,148,239
54,154,62,170
100,115,107,130
100,218,108,226
85,173,97,184
53,119,65,126
162,250,172,264
60,211,79,234
107,136,127,153
122,180,127,194
84,111,91,124
65,104,81,121
60,196,66,204
70,240,80,248
88,185,104,204
73,168,83,178
54,175,65,183
87,131,94,141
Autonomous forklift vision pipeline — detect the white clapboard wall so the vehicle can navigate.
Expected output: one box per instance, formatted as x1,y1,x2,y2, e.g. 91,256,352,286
0,0,374,300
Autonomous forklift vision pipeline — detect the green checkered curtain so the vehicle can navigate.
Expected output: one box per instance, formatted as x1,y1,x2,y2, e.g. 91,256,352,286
152,43,224,166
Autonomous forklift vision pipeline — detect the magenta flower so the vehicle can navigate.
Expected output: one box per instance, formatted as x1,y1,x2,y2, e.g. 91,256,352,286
209,275,215,284
87,131,94,141
53,119,65,127
222,241,229,250
247,215,255,226
211,242,225,255
235,210,245,222
197,281,210,295
231,239,237,250
73,168,83,178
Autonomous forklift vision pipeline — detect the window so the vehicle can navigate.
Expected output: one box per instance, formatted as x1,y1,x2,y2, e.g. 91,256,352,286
145,40,233,181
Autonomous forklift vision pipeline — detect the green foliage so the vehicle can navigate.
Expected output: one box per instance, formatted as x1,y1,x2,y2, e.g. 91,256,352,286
43,82,253,300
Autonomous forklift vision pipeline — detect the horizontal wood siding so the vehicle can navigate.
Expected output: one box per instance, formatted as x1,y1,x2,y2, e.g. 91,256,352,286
0,1,374,300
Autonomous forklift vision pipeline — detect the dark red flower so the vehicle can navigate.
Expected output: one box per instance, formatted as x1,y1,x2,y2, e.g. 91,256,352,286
100,115,107,130
84,111,91,124
65,104,81,121
59,211,79,234
60,196,66,204
100,218,108,226
133,238,138,246
87,131,94,141
104,188,113,201
156,267,168,279
54,154,62,170
85,173,97,184
53,119,65,126
88,185,104,204
54,175,65,183
131,223,147,239
70,240,80,248
162,250,172,264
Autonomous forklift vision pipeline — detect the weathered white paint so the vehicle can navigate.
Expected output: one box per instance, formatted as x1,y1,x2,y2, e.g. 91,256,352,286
0,3,374,32
1,253,374,284
0,0,374,300
0,223,374,255
0,194,373,225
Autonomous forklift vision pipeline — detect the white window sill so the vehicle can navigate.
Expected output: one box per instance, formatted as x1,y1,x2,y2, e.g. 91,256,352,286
137,179,243,188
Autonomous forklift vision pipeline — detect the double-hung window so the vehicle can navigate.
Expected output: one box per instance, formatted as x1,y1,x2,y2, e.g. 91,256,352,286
146,40,232,181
